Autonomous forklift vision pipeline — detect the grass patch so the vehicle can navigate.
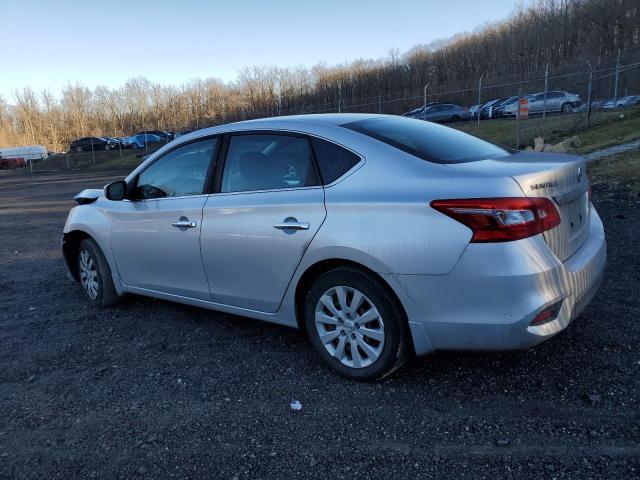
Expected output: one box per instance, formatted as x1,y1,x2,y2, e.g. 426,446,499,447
588,148,640,197
568,111,640,154
454,107,640,153
88,153,144,170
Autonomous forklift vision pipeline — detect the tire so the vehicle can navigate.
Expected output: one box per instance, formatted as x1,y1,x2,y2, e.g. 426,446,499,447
450,115,461,122
561,102,573,113
77,238,119,308
131,143,139,149
304,267,410,381
76,146,83,153
104,144,111,151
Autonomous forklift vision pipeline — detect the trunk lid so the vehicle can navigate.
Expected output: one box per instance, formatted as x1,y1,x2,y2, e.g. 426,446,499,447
448,151,590,262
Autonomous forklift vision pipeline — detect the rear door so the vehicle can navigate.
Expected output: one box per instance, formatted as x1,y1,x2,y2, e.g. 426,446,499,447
200,132,326,312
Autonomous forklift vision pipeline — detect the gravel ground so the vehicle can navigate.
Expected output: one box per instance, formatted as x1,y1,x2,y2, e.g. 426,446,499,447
0,169,639,479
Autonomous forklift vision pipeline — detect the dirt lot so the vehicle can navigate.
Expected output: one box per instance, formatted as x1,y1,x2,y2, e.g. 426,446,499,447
0,167,639,479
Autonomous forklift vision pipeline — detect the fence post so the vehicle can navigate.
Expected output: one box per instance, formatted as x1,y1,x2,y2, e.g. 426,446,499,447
542,63,549,121
423,83,428,120
379,91,382,114
613,49,621,103
477,74,483,127
338,82,342,113
66,153,70,172
586,69,593,129
516,86,522,150
90,137,95,167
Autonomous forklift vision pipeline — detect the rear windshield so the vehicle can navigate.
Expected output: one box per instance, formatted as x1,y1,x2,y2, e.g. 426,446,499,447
342,116,510,164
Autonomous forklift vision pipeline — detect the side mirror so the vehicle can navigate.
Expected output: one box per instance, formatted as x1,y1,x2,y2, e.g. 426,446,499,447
105,180,127,201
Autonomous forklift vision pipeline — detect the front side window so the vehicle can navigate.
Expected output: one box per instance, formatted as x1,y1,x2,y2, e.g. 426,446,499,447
342,116,510,164
135,138,217,199
221,134,318,193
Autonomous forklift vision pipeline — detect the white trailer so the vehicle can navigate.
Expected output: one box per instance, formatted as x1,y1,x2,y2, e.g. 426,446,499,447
0,145,49,163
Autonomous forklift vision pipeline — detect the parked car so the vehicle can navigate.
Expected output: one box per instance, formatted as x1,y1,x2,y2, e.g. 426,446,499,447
467,104,481,119
612,95,640,109
0,154,28,169
401,102,439,118
136,130,174,141
62,114,605,380
69,137,118,153
576,99,608,112
478,98,502,119
502,91,581,117
491,96,519,117
406,103,469,123
529,91,581,114
124,134,163,149
104,137,126,148
500,93,536,117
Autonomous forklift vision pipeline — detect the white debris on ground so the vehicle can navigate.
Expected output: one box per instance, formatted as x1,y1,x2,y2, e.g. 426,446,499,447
290,400,302,411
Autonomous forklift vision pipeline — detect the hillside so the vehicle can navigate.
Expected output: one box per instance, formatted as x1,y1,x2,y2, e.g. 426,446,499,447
1,0,640,151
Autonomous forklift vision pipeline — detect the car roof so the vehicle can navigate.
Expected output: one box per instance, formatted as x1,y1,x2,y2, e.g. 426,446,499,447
145,114,397,153
196,113,386,132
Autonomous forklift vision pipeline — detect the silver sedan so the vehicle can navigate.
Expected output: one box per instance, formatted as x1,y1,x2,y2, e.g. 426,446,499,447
62,114,606,380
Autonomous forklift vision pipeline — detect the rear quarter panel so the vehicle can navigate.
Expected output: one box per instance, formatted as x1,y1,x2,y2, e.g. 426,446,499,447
303,136,526,275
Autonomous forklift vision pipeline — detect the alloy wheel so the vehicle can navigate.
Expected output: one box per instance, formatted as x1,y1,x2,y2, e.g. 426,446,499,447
314,286,385,368
79,249,99,300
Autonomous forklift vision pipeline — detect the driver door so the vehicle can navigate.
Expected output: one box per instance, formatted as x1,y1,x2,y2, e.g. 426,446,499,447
109,137,219,300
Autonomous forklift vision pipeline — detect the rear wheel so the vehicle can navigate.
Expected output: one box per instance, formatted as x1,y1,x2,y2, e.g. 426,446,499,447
450,115,461,122
304,267,410,381
561,102,573,113
76,146,83,153
77,239,119,308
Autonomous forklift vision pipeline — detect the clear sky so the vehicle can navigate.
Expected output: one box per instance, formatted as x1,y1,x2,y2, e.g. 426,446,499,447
0,0,520,100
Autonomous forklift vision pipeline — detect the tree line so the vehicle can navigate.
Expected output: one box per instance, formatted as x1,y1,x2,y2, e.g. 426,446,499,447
1,0,639,151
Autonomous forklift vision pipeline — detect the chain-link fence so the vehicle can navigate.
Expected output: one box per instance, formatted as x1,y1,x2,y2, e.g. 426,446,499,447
4,49,640,175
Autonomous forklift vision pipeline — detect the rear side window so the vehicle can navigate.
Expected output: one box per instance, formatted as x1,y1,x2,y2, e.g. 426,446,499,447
311,138,360,184
221,134,319,193
342,116,510,164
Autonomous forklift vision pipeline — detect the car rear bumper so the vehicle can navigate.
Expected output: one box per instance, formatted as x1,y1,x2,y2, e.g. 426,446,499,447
384,206,606,355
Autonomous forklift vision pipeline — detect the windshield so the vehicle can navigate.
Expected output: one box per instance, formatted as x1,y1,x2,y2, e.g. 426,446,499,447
342,116,510,164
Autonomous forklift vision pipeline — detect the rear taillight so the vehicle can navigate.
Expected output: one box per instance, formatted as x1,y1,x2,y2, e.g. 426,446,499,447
430,197,560,242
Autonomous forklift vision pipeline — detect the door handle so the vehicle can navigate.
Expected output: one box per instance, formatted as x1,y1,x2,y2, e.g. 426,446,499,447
172,220,197,228
273,221,310,231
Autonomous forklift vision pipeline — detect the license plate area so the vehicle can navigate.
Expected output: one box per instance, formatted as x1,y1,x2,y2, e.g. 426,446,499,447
565,192,589,235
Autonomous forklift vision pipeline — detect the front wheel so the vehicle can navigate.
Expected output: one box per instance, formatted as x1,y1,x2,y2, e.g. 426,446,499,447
304,267,410,381
561,102,573,113
77,238,119,308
